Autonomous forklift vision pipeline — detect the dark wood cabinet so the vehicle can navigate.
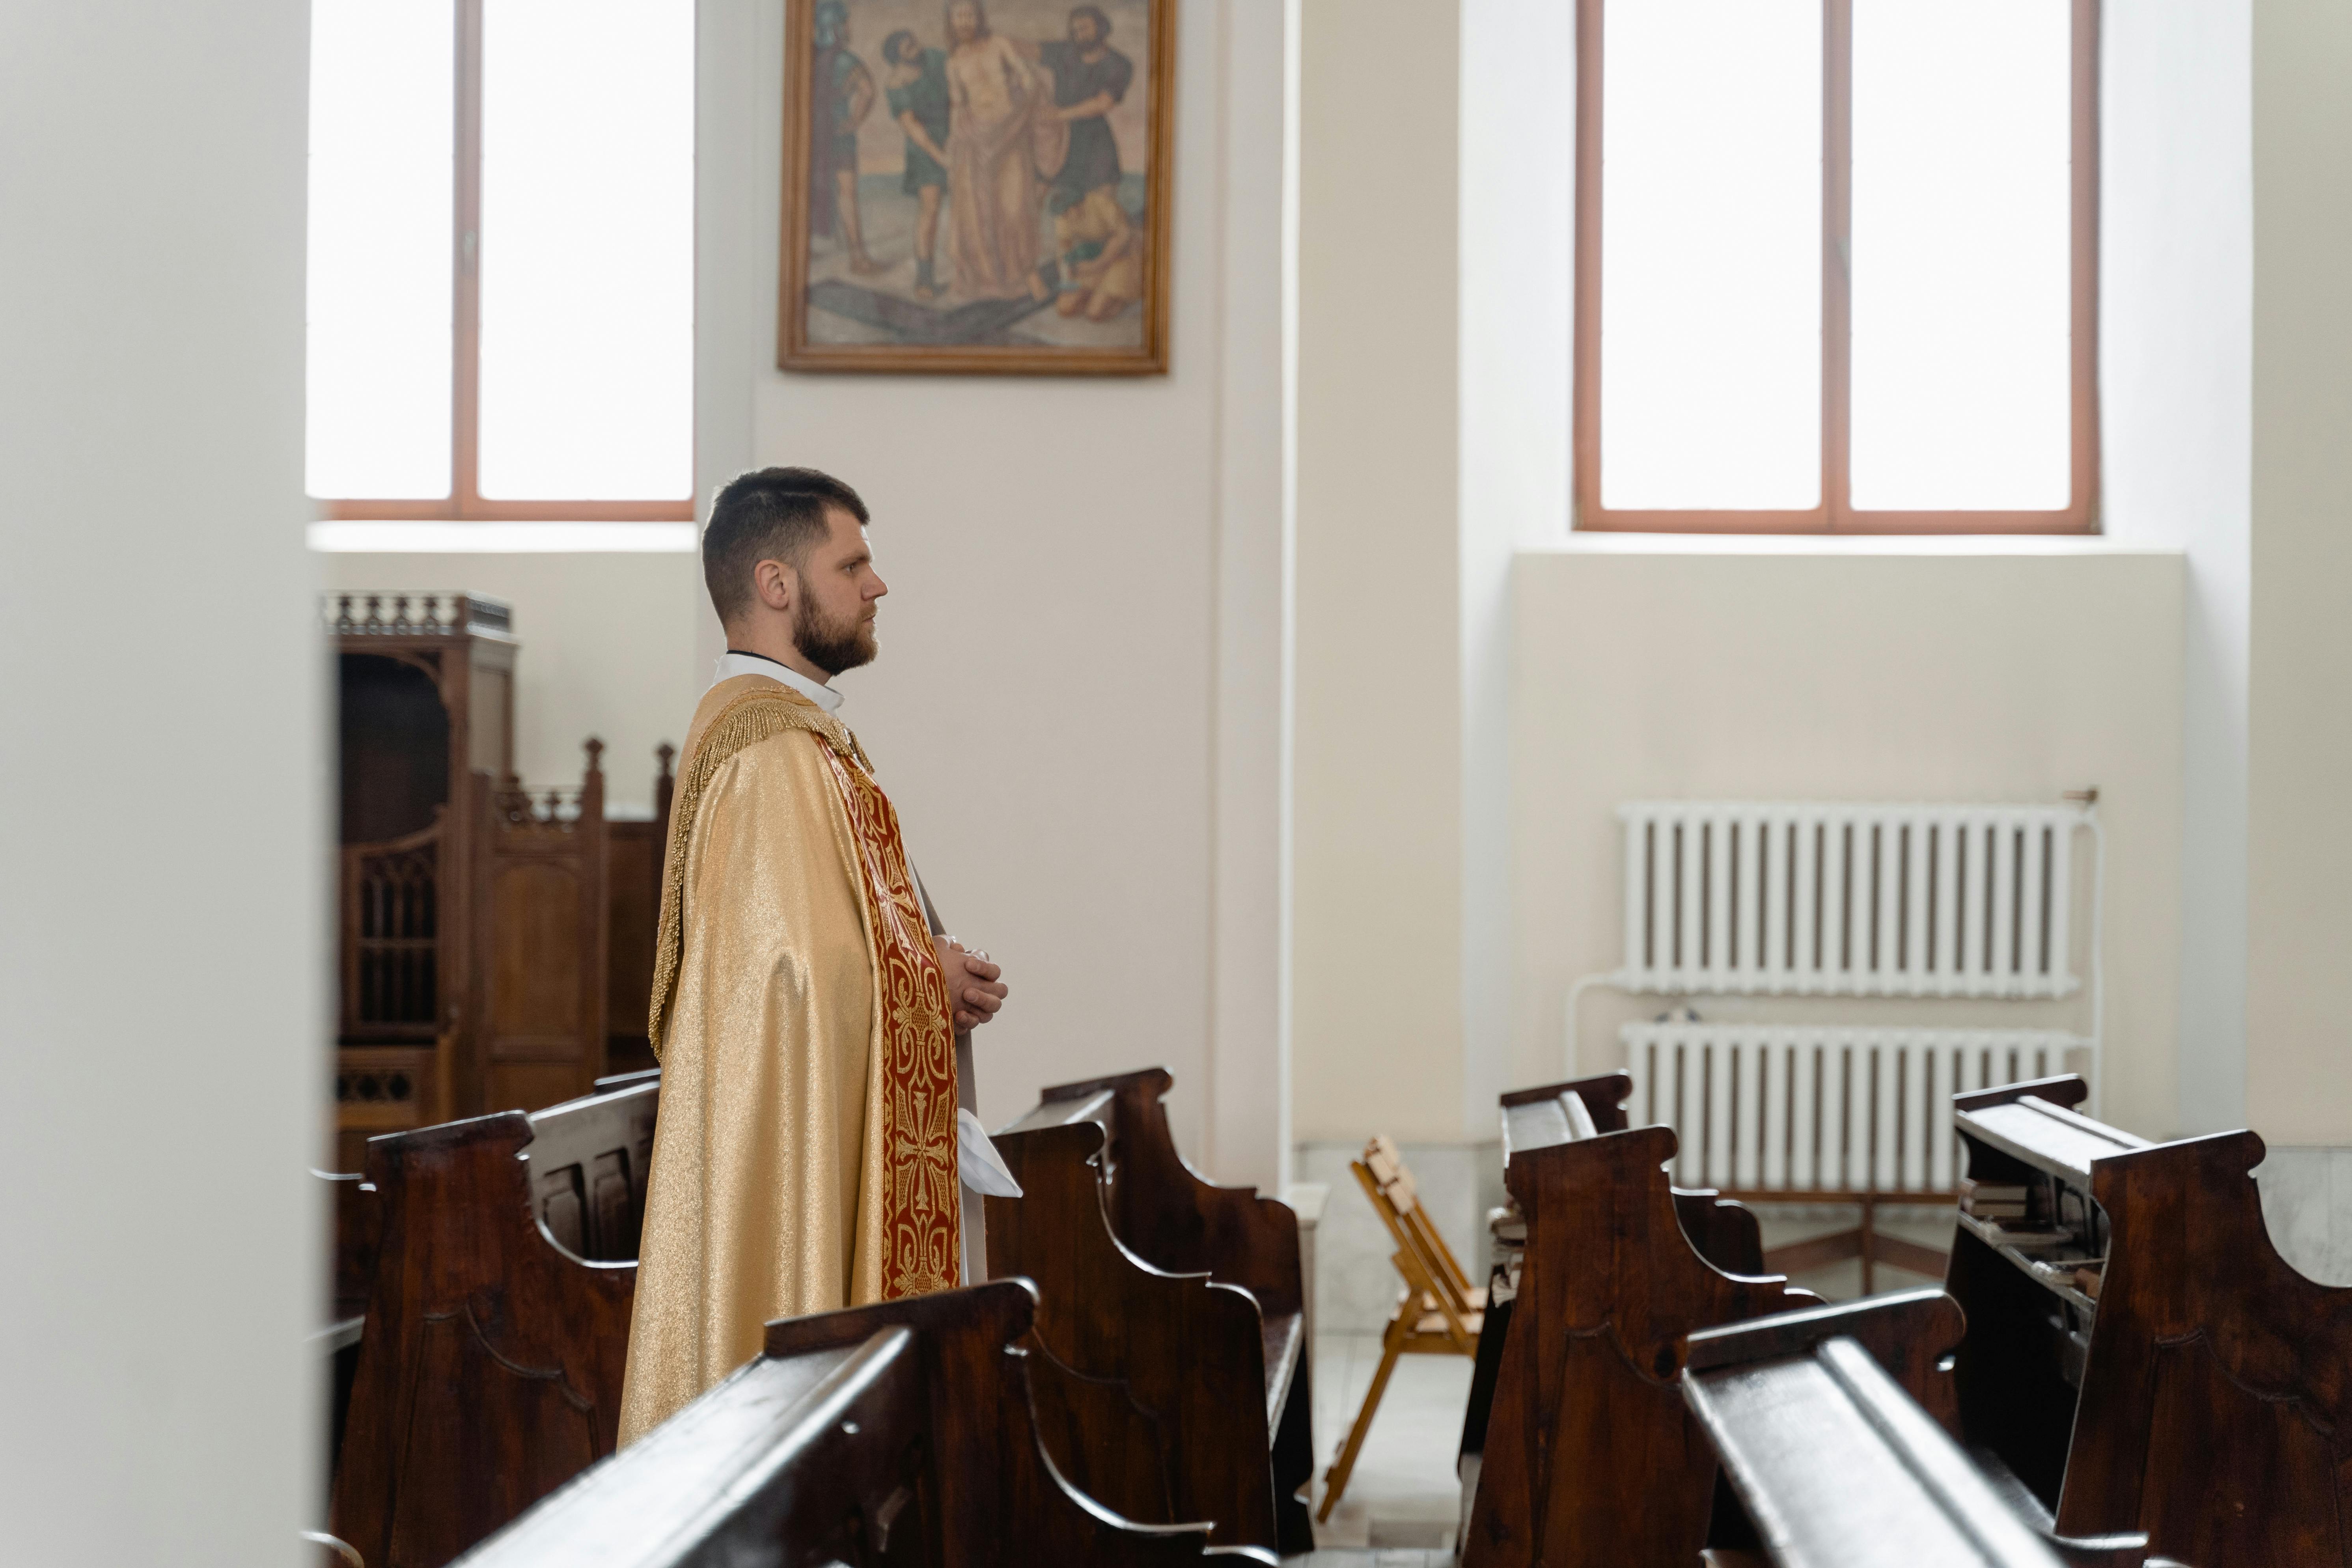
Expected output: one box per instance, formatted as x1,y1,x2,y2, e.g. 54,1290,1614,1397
329,592,670,1168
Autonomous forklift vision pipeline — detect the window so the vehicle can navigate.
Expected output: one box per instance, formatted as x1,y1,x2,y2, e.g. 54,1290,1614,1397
306,0,695,522
1574,0,2096,533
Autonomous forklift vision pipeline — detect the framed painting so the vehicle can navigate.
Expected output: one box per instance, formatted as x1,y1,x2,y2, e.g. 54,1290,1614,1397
779,0,1174,375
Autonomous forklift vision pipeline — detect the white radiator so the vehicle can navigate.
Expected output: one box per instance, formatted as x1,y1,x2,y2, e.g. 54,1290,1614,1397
1614,802,2091,999
1623,1024,2088,1195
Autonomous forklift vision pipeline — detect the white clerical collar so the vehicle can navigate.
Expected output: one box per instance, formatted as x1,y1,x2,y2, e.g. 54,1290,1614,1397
712,649,845,713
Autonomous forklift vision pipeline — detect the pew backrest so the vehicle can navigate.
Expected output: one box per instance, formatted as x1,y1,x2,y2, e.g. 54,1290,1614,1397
524,1078,657,1261
315,1167,384,1322
986,1115,1279,1551
1030,1068,1305,1318
1017,1068,1315,1553
453,1281,1279,1567
1499,1074,1628,1162
1684,1294,2071,1568
1464,1103,1818,1568
330,1111,635,1568
454,1327,929,1568
1496,1073,1768,1276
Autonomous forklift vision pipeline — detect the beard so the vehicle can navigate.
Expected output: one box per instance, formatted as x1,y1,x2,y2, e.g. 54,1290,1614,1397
792,579,877,676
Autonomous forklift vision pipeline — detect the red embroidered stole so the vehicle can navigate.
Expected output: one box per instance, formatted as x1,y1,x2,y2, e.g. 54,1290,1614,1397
817,747,962,1297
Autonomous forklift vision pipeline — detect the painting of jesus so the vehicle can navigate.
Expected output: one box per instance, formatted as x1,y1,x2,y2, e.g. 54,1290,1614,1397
780,0,1171,374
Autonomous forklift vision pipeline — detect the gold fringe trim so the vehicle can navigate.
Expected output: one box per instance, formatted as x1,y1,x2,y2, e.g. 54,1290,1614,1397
647,686,863,1058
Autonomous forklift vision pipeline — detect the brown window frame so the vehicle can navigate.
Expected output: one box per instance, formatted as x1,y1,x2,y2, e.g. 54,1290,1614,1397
317,0,694,524
1572,0,2099,535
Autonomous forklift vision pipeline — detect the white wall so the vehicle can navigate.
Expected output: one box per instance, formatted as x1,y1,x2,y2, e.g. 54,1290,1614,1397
2248,0,2352,1146
1291,0,1467,1145
2101,0,2253,1135
1,3,319,1562
1511,543,2187,1139
1459,0,1574,1134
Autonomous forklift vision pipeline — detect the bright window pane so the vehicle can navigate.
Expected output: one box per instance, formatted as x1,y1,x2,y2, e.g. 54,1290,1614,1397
1602,0,1820,511
1851,0,2071,510
306,0,454,499
477,0,694,501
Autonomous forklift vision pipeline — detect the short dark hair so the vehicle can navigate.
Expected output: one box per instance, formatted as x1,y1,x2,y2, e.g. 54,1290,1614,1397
1071,5,1110,37
702,466,869,623
882,28,918,63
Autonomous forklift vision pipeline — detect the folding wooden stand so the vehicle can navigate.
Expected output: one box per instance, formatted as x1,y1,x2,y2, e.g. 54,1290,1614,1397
1319,1136,1483,1522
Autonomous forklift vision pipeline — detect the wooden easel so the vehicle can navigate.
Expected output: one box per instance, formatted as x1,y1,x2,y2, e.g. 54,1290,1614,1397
1321,1135,1484,1521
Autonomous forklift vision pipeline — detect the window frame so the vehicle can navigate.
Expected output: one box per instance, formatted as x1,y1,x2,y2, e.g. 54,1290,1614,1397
315,0,694,524
1571,0,2100,535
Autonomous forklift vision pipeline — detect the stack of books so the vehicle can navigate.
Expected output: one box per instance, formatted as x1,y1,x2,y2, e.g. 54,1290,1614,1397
1959,1177,2030,1222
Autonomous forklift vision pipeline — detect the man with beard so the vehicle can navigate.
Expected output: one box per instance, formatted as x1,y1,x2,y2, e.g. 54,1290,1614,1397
1035,5,1133,213
619,466,1012,1443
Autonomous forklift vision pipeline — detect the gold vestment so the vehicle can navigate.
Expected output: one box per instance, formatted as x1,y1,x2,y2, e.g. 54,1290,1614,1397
617,675,960,1445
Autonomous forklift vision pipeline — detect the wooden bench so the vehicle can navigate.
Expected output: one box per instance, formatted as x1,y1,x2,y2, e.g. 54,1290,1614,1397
313,1167,382,1479
1682,1289,2180,1568
1018,1067,1314,1550
1461,1072,1820,1568
985,1089,1289,1553
1502,1076,1772,1272
1457,1073,1771,1516
449,1281,1275,1567
330,1076,655,1566
1948,1073,2352,1566
520,1075,657,1261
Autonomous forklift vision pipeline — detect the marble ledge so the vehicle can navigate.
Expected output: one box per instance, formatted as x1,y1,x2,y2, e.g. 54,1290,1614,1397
2254,1147,2352,1287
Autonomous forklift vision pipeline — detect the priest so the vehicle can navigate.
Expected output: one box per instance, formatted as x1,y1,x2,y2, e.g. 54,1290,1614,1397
618,466,1011,1444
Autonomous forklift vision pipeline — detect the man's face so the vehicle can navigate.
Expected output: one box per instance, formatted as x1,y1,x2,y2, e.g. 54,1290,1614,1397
949,3,979,42
1070,13,1100,48
788,505,887,676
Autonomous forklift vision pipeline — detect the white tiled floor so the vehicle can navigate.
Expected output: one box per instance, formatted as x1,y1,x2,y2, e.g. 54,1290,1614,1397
1298,1333,1477,1558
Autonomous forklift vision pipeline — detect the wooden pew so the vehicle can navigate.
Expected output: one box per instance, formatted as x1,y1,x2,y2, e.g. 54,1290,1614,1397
1503,1076,1771,1273
1461,1073,1820,1568
330,1077,654,1567
520,1075,657,1261
313,1167,382,1478
1682,1290,2179,1568
1014,1068,1315,1550
984,1103,1283,1552
319,1167,385,1324
1949,1073,2352,1566
449,1281,1276,1566
1457,1074,1772,1518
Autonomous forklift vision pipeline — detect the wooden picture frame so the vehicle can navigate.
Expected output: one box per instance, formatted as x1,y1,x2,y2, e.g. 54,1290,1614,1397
779,0,1174,375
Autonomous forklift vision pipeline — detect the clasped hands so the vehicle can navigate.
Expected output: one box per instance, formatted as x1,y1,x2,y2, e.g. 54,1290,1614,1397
933,935,1009,1032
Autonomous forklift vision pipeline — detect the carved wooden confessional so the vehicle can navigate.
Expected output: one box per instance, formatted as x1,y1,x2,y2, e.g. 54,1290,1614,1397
330,592,671,1169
